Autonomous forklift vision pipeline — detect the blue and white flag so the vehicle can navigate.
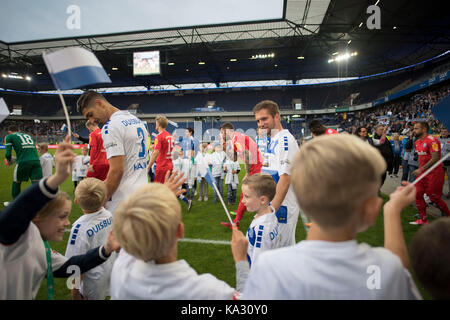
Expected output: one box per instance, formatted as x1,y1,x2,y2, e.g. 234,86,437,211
432,95,450,130
0,98,9,124
60,123,68,133
42,47,111,90
168,120,178,128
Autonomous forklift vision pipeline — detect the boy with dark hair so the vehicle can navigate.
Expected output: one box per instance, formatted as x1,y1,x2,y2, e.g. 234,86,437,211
410,218,450,299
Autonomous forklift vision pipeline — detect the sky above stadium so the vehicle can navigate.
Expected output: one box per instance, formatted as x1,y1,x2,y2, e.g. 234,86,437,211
0,0,285,43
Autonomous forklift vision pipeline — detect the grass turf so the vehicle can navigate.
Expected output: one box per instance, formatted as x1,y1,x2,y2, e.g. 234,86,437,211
0,149,433,300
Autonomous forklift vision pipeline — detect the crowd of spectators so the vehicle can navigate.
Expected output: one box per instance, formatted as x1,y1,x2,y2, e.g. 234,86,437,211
1,82,449,145
0,120,87,144
335,83,450,136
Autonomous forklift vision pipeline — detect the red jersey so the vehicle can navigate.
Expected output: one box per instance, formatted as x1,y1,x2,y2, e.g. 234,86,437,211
415,135,442,173
232,131,263,169
89,128,108,166
154,130,174,168
325,128,339,135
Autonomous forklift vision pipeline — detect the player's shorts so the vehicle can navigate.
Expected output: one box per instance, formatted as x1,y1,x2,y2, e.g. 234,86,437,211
155,166,173,183
86,164,109,181
14,160,43,182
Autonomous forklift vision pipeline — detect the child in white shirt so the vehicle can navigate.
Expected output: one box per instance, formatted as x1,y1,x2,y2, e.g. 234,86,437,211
110,183,250,299
72,147,90,189
194,143,210,201
38,143,55,179
241,173,285,268
180,150,196,203
224,159,239,204
210,144,226,203
172,149,191,210
65,178,116,300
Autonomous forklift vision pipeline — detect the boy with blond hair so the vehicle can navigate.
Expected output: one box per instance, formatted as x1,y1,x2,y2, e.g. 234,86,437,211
65,178,115,300
242,173,289,268
110,183,250,300
243,134,422,299
38,143,55,178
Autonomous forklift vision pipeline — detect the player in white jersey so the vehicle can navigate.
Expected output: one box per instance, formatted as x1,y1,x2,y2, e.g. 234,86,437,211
77,91,149,212
253,100,301,245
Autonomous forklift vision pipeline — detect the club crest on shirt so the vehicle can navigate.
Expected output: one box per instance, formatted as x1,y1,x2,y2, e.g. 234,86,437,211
432,143,439,151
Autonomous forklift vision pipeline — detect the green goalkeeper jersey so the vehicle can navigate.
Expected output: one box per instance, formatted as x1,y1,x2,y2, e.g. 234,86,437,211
5,132,40,164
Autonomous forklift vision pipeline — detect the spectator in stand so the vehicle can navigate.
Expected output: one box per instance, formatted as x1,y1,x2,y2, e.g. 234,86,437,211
401,131,413,182
355,126,374,145
407,131,419,183
390,133,403,178
372,125,394,187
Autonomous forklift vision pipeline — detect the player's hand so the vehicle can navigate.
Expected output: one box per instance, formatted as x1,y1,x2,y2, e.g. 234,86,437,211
412,169,421,177
47,135,76,189
231,226,248,263
72,132,80,139
164,170,187,197
88,165,95,173
385,181,416,213
104,231,121,255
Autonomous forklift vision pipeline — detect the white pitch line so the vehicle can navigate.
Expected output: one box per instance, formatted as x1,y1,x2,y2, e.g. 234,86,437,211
179,238,231,245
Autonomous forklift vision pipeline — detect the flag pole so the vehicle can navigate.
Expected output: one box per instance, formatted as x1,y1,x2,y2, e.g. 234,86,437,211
210,180,234,225
56,89,72,174
412,153,450,186
57,90,72,139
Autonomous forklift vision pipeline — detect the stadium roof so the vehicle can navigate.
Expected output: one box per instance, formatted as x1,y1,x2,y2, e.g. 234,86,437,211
0,0,449,91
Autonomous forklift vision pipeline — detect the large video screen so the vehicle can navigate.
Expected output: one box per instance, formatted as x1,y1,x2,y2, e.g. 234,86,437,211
133,51,160,76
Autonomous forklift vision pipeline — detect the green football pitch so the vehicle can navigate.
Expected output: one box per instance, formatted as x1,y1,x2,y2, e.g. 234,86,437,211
0,149,433,300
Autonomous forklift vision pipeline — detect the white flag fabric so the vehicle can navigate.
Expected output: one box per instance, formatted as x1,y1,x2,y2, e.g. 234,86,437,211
0,98,9,124
168,120,178,128
42,47,111,90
